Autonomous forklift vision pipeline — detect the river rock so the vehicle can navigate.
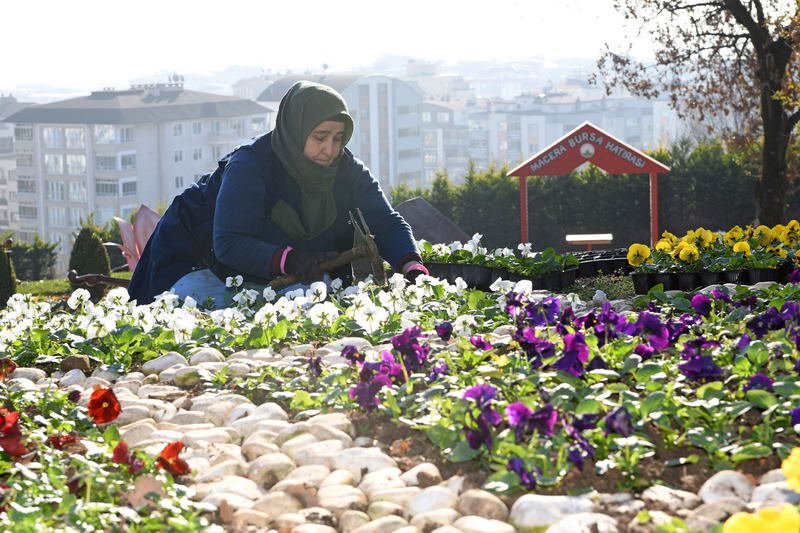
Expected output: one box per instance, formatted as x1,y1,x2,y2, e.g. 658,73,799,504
293,439,347,468
201,491,254,511
247,452,296,487
333,447,397,480
119,421,156,447
10,367,46,382
642,484,702,512
406,486,458,516
282,465,331,488
142,352,188,375
698,471,755,503
167,410,206,425
454,515,517,533
685,498,746,531
509,494,594,530
189,347,225,365
322,469,357,487
193,475,262,500
194,459,246,483
358,468,404,497
544,512,618,533
759,469,787,484
369,487,421,507
298,506,336,527
61,354,91,372
293,524,336,533
351,514,408,533
59,369,86,387
233,508,271,529
275,512,306,531
282,433,320,458
317,484,368,514
749,481,800,508
242,435,281,461
253,490,303,517
92,366,123,382
457,489,508,521
174,366,211,387
115,405,152,425
400,462,442,487
339,510,370,533
410,508,461,530
309,423,354,447
367,500,405,519
308,412,356,436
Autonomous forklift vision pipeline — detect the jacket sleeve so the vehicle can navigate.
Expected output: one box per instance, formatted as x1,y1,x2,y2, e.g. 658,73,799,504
213,148,281,278
349,157,422,271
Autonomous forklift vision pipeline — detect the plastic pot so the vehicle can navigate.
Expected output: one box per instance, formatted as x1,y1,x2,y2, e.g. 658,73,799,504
745,267,780,284
541,271,561,292
722,270,744,284
652,272,675,291
426,262,452,281
676,272,699,292
631,272,652,295
698,271,722,288
559,267,578,289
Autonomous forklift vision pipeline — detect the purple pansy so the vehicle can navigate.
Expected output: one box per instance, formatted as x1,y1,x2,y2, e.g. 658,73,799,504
634,312,670,351
507,457,538,489
470,335,493,351
691,293,712,317
737,334,751,351
391,325,430,373
428,361,449,381
634,343,655,360
743,373,774,392
790,268,800,284
679,355,724,382
513,326,555,368
791,406,800,426
463,384,503,449
711,287,732,303
551,332,590,377
681,337,721,360
604,406,634,437
746,307,785,338
308,356,322,377
434,321,453,342
504,291,527,318
524,296,561,327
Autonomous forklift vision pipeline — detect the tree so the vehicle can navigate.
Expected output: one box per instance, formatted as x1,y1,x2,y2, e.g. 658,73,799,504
596,0,800,225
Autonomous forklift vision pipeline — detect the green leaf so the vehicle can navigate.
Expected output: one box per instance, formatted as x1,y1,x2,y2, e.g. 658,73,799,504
696,381,724,400
641,392,666,417
731,442,772,462
664,454,699,467
103,424,120,445
426,425,459,449
773,382,800,398
272,321,289,341
290,390,315,411
634,363,664,383
448,440,482,462
747,341,770,367
746,389,778,409
575,399,602,415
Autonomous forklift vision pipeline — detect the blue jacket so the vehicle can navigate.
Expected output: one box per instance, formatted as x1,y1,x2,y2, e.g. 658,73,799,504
128,132,420,304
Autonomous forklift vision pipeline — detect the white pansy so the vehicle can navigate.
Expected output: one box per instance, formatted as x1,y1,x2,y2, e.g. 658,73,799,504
262,286,277,302
86,315,117,339
388,273,407,291
232,288,259,306
67,288,91,310
404,285,424,306
518,242,532,255
431,243,450,256
354,302,389,334
448,240,463,252
342,285,359,297
308,301,340,326
254,302,278,325
399,310,421,330
274,297,302,321
513,279,533,295
285,288,305,300
330,277,343,291
453,314,477,336
104,287,130,306
490,278,514,294
182,295,197,309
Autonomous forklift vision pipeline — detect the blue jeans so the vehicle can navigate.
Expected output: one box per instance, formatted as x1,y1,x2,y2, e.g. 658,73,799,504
170,269,333,309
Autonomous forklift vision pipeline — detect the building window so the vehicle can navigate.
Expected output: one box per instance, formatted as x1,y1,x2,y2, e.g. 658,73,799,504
69,181,87,202
423,132,437,148
229,119,245,137
66,154,86,174
46,180,66,201
211,146,223,160
398,127,419,138
45,154,63,175
65,128,85,149
43,127,66,149
192,148,203,161
121,179,137,196
94,125,115,144
14,127,33,142
47,206,67,227
192,121,202,135
120,154,136,170
19,205,37,220
173,150,183,163
399,149,420,159
213,121,222,135
95,155,117,171
175,176,184,189
422,112,432,123
437,112,450,123
17,179,36,194
95,180,118,197
424,152,437,165
252,117,266,134
69,207,87,227
119,127,135,143
16,154,34,168
96,207,116,224
173,123,183,136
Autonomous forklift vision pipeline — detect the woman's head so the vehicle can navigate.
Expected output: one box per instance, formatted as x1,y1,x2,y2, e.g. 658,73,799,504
273,81,354,168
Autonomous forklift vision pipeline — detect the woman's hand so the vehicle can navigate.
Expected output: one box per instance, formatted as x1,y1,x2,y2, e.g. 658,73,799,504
284,249,339,280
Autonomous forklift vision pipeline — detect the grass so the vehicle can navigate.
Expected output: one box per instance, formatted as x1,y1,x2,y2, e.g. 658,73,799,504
564,273,635,301
18,271,132,297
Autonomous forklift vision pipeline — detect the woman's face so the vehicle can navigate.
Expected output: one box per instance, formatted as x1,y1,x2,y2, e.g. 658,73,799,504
304,120,346,167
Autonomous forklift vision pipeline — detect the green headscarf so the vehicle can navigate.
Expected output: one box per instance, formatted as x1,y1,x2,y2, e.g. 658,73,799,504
270,81,354,240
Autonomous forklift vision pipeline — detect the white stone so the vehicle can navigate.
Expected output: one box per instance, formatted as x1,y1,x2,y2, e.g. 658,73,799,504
174,366,211,387
225,403,256,427
59,369,86,387
293,524,336,533
167,410,206,425
201,491,254,511
226,362,252,377
457,489,508,521
454,515,517,533
317,484,368,514
320,337,372,352
406,486,458,516
339,510,370,533
350,514,408,533
410,508,461,530
247,452,296,488
642,484,702,511
759,469,787,484
233,508,271,529
119,421,156,447
92,366,122,382
400,462,442,487
322,469,357,487
253,491,303,517
275,512,307,531
203,401,238,426
544,512,618,533
358,468,404,497
11,368,46,382
367,500,405,519
333,447,397,480
749,481,800,507
84,377,112,389
115,405,152,425
189,347,225,365
281,464,331,488
275,422,312,446
142,352,188,375
242,435,281,461
282,433,320,458
193,459,246,483
183,427,236,446
698,471,755,504
293,439,346,468
309,423,354,447
308,412,355,437
509,494,594,530
192,475,262,500
370,487,421,507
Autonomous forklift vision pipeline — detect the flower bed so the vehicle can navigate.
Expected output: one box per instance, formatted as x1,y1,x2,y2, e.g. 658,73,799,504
420,234,579,291
628,222,800,293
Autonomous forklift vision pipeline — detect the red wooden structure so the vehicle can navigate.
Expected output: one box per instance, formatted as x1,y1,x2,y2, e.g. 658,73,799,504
508,122,670,246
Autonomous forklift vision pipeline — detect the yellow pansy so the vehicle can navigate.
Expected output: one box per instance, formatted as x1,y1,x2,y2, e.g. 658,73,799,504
754,225,774,246
661,231,678,245
767,245,789,259
773,224,786,236
681,230,698,245
627,243,651,267
655,239,673,252
725,226,744,246
733,241,752,257
723,504,800,533
678,243,699,262
783,220,800,244
782,447,800,492
696,229,716,248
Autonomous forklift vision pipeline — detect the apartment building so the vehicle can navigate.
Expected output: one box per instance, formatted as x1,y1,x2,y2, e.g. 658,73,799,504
421,101,469,183
0,95,34,235
257,74,425,190
2,82,272,272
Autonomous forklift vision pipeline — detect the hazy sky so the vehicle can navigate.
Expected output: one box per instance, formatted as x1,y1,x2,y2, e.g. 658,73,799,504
1,0,652,92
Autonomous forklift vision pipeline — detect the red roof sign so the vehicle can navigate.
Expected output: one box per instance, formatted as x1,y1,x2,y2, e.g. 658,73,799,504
509,122,670,177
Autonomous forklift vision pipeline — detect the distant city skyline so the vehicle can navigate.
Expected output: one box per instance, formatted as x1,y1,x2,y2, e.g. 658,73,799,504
2,0,653,95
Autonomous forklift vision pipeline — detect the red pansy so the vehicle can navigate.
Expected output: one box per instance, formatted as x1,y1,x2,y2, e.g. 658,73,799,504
156,441,190,477
87,387,121,424
47,434,79,450
0,409,26,457
0,358,15,381
112,440,144,474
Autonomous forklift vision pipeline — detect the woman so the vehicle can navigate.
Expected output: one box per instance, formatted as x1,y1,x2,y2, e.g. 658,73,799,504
128,81,427,307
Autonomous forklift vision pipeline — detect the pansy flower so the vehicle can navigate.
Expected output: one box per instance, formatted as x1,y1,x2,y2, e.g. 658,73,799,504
743,373,774,393
0,409,26,457
88,387,121,424
470,335,492,351
341,345,364,365
0,358,15,381
434,321,453,341
507,457,538,489
679,355,723,382
46,434,80,450
156,441,190,477
551,332,589,377
604,406,634,437
691,294,711,317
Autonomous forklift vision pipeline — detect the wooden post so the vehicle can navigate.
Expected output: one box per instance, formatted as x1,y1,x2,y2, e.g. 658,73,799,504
649,172,659,246
519,175,528,244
